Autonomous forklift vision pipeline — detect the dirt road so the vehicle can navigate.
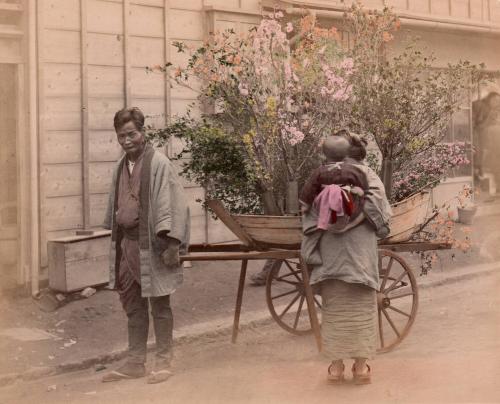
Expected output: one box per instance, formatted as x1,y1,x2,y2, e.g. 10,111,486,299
2,272,499,404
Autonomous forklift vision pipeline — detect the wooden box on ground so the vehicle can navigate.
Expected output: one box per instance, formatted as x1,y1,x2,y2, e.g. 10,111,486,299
48,230,111,292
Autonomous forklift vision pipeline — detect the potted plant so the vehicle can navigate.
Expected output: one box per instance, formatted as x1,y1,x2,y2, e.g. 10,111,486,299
456,185,477,224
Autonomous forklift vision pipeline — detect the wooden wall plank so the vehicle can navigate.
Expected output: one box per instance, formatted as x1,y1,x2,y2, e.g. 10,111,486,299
88,65,125,97
469,0,484,20
490,1,500,22
89,161,115,194
124,0,132,106
89,130,122,161
387,0,408,9
170,0,202,10
430,0,451,15
81,0,91,230
131,0,164,6
240,0,261,9
44,196,83,231
169,9,204,40
88,97,124,130
170,98,199,119
130,67,165,98
44,64,81,96
0,38,22,63
90,193,109,227
45,96,81,131
129,36,164,67
451,0,471,18
87,32,124,66
43,163,83,197
131,97,166,127
129,4,164,37
170,81,199,100
42,0,81,31
185,186,205,217
42,131,82,164
87,0,124,34
42,29,81,63
190,215,207,244
205,0,239,7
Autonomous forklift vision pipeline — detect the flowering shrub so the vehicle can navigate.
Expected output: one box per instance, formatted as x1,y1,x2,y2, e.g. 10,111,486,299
148,4,484,216
392,143,470,201
413,200,473,274
343,3,484,199
152,12,354,213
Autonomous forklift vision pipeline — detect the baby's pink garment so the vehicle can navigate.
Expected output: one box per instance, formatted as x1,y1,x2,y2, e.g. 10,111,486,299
313,184,345,230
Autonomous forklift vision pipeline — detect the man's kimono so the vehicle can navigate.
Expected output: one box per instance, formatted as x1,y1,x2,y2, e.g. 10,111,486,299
104,144,190,297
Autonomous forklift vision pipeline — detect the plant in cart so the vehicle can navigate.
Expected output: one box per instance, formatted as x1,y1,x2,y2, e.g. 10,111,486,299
150,12,355,215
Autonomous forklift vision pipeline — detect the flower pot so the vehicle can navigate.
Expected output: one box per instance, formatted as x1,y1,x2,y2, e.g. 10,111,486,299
457,206,477,225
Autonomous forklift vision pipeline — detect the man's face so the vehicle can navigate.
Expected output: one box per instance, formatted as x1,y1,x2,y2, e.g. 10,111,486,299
116,121,145,157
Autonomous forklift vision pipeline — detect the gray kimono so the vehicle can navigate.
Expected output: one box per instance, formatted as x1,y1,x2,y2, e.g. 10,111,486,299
104,145,190,297
301,164,392,291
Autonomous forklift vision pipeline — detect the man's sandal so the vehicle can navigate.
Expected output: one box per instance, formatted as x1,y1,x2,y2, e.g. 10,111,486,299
147,369,173,384
352,364,371,385
327,363,345,384
101,363,146,382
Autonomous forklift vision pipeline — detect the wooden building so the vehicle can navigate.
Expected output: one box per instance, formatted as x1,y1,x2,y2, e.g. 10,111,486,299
0,0,499,292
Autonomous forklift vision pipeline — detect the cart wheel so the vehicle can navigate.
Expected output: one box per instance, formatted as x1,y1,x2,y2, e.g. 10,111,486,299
377,249,419,353
266,259,322,335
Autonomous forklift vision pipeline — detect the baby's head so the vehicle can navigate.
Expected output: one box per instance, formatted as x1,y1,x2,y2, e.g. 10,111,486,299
322,135,350,162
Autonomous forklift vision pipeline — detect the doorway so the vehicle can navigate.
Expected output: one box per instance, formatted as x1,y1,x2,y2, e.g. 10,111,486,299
0,64,19,289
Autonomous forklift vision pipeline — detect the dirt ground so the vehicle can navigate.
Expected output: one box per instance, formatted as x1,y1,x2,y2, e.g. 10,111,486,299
1,270,499,404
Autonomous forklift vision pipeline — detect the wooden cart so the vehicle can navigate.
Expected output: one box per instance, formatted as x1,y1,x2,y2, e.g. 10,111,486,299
181,198,450,353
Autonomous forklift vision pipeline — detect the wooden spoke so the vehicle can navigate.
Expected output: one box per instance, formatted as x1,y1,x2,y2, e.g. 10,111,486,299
388,291,415,300
378,309,385,349
277,270,301,283
384,270,408,294
380,257,393,291
377,250,418,354
279,293,301,319
272,289,299,300
313,296,322,309
278,278,300,287
293,296,305,329
283,260,302,282
387,305,411,318
382,308,401,338
266,259,314,336
283,260,298,271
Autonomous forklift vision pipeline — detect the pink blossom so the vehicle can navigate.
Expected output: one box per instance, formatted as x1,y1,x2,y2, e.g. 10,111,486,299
340,58,354,71
238,83,249,96
286,22,293,33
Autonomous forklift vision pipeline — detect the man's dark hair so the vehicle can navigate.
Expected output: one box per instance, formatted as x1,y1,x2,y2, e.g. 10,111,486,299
113,107,145,132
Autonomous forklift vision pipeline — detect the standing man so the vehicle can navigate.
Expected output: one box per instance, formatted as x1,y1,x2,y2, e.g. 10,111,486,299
102,107,190,384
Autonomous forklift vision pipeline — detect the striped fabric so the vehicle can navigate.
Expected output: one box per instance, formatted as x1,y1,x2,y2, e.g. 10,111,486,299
320,279,377,360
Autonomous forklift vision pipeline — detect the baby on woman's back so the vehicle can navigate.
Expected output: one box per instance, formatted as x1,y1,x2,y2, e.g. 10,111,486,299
300,132,368,231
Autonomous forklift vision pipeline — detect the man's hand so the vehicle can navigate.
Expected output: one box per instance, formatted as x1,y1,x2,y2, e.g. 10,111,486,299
161,237,181,268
